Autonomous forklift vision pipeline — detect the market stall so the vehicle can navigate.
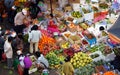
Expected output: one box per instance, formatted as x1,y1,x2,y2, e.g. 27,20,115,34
13,0,120,74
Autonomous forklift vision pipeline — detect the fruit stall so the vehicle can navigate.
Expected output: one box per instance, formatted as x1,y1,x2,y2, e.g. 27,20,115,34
16,0,120,74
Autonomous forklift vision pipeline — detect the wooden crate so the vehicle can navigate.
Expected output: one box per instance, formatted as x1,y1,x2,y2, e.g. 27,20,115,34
95,65,107,73
64,6,72,12
68,0,80,3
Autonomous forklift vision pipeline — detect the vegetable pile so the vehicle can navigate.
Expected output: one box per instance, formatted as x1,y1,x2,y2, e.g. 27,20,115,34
71,52,92,68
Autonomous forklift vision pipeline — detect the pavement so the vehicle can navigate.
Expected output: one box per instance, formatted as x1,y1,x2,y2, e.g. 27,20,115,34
0,62,60,75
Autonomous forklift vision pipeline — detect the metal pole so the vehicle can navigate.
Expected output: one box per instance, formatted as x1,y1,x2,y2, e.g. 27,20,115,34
50,0,53,14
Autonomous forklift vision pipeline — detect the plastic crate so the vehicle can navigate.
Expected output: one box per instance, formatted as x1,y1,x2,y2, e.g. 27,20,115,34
95,65,107,74
89,51,105,62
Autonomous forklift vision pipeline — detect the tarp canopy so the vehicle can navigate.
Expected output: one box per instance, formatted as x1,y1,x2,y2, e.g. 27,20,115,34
108,15,120,39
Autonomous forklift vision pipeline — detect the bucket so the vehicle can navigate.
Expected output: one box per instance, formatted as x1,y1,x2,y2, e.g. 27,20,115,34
42,69,49,75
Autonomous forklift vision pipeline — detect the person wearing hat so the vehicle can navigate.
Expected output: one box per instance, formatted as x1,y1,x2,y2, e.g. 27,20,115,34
62,56,74,75
14,8,30,35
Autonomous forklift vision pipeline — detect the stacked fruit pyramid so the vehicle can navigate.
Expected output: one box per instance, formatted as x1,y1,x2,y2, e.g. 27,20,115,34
71,52,92,68
46,52,65,69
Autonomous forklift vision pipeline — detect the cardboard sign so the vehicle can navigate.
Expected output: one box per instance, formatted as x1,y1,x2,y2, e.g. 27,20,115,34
72,3,80,11
91,0,99,2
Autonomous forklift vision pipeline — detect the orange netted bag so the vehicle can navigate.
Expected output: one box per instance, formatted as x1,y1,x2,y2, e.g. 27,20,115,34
103,71,117,75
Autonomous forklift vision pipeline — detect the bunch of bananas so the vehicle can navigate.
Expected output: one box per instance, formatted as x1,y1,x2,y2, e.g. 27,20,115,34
18,0,27,3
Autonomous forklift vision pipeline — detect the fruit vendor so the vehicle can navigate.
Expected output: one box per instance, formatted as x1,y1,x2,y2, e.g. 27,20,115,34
63,56,74,75
35,51,49,70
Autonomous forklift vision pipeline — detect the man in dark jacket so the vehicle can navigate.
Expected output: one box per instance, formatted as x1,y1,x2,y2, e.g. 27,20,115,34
29,2,41,19
0,32,5,62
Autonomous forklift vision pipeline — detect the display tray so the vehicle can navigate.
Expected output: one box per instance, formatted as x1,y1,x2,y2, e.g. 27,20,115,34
89,51,105,62
29,67,37,74
61,30,75,40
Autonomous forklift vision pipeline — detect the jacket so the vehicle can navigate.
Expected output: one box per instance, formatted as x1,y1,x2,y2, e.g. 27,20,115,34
28,30,41,42
24,56,32,68
4,40,13,58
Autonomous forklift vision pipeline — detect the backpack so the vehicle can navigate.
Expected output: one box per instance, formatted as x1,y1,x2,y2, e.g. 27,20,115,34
13,58,20,70
24,56,32,68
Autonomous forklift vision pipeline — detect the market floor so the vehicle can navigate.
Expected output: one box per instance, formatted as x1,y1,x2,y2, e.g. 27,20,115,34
0,62,59,75
0,19,60,75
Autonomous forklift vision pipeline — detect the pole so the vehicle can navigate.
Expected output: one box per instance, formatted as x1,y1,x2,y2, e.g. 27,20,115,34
50,0,53,15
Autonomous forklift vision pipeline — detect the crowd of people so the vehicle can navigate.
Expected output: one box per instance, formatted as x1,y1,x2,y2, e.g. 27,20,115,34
0,0,75,75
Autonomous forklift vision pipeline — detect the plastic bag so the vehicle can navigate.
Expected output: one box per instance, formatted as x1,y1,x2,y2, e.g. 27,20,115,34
2,53,6,61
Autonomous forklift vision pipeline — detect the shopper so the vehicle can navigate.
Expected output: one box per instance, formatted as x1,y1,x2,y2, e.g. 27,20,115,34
28,25,42,53
16,50,25,68
29,2,41,19
23,54,32,75
48,13,58,25
38,0,47,12
0,0,6,22
35,51,49,69
14,8,28,34
8,6,17,24
4,0,14,9
63,56,74,75
4,36,13,69
0,32,5,62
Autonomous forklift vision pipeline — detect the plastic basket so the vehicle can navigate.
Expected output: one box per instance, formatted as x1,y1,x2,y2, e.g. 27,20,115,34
89,51,105,62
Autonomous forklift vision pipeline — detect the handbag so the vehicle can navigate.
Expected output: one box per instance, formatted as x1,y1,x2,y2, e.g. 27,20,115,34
2,53,6,61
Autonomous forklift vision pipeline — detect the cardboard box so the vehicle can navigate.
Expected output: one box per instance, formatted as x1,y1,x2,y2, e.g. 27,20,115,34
68,35,81,44
95,65,107,73
68,0,80,3
64,5,72,12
